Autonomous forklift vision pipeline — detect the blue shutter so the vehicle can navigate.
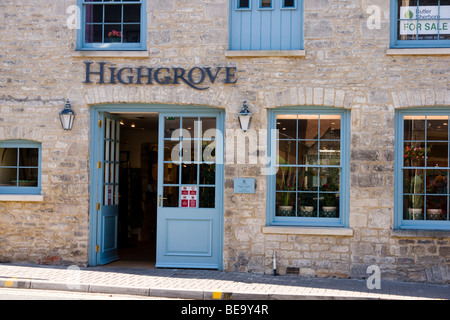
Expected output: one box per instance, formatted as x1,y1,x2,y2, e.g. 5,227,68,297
230,0,304,50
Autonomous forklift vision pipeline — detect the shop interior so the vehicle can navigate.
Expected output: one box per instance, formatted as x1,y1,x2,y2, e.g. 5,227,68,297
108,112,159,268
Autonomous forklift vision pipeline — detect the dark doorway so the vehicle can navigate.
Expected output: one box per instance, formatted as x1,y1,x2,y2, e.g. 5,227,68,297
108,113,158,268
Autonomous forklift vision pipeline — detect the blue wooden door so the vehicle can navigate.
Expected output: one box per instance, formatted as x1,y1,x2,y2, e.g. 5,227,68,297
97,113,120,265
156,112,223,269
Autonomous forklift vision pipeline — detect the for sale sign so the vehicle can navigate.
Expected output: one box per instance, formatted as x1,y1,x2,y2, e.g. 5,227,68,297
399,6,450,35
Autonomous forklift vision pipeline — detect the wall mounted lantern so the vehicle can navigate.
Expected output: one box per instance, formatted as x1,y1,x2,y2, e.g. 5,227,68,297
238,101,252,132
59,99,75,130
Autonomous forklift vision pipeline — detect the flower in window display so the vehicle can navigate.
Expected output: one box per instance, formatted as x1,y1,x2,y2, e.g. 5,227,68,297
107,30,122,42
403,145,431,165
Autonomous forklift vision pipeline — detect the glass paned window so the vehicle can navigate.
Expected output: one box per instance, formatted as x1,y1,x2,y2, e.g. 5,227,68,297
162,117,217,209
79,0,146,50
270,109,349,227
400,114,450,225
260,0,272,9
0,141,41,194
238,0,251,9
393,0,450,47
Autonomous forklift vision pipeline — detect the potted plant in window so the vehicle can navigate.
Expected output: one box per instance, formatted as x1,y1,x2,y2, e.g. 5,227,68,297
278,167,295,216
408,174,424,220
320,182,338,217
322,193,337,217
426,197,444,220
298,191,315,217
106,30,122,43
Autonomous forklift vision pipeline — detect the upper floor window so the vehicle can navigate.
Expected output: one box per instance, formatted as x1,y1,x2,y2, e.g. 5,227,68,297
77,0,146,51
230,0,304,51
395,109,450,231
391,0,450,48
0,140,41,195
267,108,350,228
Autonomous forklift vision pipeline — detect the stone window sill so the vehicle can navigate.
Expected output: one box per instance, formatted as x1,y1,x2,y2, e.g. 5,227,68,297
386,48,450,56
225,50,306,58
262,226,353,236
0,194,44,202
72,51,149,58
391,229,450,238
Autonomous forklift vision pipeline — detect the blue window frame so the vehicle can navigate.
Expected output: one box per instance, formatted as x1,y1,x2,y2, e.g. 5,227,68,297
391,0,450,48
77,0,147,51
395,108,450,231
267,107,350,227
230,0,304,50
0,140,41,195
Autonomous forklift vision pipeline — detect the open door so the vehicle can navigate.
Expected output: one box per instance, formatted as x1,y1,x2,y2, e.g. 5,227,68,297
156,113,223,269
96,113,121,265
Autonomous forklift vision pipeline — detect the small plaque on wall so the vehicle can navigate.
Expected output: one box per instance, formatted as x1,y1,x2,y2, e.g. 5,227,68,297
234,178,255,194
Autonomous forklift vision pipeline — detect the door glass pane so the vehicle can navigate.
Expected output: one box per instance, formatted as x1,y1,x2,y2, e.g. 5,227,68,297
181,163,197,185
163,163,179,184
202,141,216,163
199,187,215,208
164,117,180,138
164,140,180,162
200,164,215,185
182,117,198,139
181,140,198,163
201,117,216,136
163,186,179,207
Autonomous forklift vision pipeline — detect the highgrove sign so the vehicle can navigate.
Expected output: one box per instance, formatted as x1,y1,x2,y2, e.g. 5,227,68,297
83,62,238,90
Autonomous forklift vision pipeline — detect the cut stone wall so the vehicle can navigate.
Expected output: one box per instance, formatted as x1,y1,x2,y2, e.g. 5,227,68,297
0,0,448,283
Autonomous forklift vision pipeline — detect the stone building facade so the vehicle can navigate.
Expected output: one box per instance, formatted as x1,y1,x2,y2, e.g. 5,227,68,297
0,0,449,284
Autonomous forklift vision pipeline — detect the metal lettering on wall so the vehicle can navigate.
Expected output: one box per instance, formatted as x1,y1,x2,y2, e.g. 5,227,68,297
83,62,238,90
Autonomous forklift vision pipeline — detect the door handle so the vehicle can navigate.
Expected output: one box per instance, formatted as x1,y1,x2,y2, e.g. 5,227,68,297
158,194,168,207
